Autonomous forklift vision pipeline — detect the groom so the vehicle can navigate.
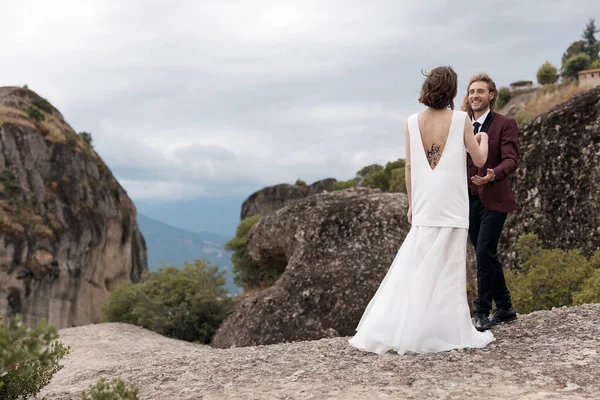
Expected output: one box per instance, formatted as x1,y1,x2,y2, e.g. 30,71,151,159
464,73,519,332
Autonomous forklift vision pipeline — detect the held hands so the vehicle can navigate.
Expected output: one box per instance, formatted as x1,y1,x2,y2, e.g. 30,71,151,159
471,168,495,186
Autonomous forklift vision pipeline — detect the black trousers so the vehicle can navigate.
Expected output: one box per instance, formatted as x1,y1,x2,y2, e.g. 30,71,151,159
468,194,512,315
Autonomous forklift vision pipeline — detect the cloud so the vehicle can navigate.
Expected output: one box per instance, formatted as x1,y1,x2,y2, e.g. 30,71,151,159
1,1,596,200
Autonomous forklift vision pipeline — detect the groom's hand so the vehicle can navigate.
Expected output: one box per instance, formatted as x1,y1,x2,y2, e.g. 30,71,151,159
471,168,495,185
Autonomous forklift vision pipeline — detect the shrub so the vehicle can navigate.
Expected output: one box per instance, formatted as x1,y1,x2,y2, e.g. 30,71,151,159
79,131,93,146
496,87,512,109
24,105,44,121
536,61,559,85
224,215,283,291
562,53,592,79
102,260,234,343
573,251,600,304
32,97,53,114
295,179,307,187
505,233,598,313
333,177,360,190
591,58,600,69
67,135,78,147
0,169,21,193
0,316,70,400
81,377,140,400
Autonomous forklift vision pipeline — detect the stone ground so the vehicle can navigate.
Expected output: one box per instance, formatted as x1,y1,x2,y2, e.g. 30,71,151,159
42,304,600,399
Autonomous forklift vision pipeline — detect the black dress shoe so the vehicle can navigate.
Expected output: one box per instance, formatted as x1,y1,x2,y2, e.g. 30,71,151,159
490,307,517,325
475,313,492,331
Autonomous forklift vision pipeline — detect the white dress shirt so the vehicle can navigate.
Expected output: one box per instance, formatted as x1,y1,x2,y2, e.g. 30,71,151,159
472,108,490,129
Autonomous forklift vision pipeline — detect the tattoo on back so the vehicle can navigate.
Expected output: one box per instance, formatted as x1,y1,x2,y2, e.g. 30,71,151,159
426,143,442,169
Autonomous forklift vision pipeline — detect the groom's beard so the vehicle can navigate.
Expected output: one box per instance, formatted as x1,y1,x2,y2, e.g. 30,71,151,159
469,98,490,113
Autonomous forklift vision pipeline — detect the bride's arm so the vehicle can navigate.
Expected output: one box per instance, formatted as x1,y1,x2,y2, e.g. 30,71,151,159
405,122,412,222
464,115,488,167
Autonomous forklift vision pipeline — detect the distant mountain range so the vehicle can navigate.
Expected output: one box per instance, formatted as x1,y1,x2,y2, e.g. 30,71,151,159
134,196,246,238
136,213,240,294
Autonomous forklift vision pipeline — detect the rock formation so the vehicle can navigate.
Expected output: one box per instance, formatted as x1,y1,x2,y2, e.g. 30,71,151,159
501,85,600,268
240,178,336,219
212,188,410,348
0,86,147,329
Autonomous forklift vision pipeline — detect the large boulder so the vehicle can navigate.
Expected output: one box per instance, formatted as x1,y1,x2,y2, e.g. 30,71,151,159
0,86,147,329
500,85,600,268
212,188,410,348
240,178,336,219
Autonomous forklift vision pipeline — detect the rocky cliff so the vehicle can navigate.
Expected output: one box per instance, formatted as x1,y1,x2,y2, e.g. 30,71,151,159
240,178,336,219
0,86,147,329
501,84,600,268
212,188,410,348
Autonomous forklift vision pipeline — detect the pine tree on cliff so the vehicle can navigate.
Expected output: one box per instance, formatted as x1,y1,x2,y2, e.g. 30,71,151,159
582,17,600,61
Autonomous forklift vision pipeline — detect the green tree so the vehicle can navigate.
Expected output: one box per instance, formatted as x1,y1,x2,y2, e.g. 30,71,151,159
333,177,360,190
536,61,559,85
385,159,406,193
581,17,600,60
333,159,407,193
360,169,389,191
0,316,69,399
225,215,283,291
561,40,586,66
591,58,600,69
356,164,384,178
496,87,512,109
562,53,592,79
384,159,405,176
102,260,234,343
81,378,140,400
388,168,406,193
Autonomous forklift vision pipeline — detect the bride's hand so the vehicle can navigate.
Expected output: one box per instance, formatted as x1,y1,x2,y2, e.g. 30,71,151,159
407,207,412,224
475,132,488,144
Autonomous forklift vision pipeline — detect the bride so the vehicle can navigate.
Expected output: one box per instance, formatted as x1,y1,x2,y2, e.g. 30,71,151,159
349,66,495,355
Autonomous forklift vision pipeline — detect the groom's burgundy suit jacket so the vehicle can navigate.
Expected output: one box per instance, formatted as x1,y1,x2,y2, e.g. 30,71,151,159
467,111,519,213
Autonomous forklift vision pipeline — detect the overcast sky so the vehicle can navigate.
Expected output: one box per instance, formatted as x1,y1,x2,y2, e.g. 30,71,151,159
2,1,598,202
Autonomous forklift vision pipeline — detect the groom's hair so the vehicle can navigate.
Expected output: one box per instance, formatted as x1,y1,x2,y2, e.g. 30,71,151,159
418,66,458,110
462,73,498,117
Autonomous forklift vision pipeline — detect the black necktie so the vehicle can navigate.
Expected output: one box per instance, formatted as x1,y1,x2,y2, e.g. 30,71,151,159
473,122,481,134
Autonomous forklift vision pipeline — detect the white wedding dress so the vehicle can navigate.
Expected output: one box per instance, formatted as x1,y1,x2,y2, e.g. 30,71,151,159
349,110,494,355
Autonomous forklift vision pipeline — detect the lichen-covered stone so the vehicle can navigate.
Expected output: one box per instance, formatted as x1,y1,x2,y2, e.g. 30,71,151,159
212,188,409,348
501,85,600,268
241,178,336,219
